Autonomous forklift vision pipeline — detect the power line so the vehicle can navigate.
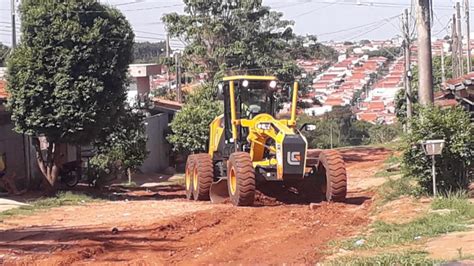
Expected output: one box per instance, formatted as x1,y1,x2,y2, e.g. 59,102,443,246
291,0,341,19
316,15,401,37
299,0,454,10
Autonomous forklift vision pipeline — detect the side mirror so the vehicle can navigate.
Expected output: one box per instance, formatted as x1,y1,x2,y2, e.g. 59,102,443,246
217,83,224,100
299,123,317,132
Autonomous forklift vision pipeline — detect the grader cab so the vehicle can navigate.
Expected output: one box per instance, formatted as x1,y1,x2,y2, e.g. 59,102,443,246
185,76,347,206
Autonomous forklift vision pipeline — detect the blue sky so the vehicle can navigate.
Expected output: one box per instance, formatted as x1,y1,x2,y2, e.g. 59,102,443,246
0,0,464,48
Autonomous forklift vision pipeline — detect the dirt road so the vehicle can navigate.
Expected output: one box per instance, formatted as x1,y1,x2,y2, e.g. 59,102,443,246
0,147,392,265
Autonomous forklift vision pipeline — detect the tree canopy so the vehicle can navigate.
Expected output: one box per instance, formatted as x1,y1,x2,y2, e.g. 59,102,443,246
6,0,134,187
168,84,223,153
133,41,167,63
287,35,338,62
163,0,301,81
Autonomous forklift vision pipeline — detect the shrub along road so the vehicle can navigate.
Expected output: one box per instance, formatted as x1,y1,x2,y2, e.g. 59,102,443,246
1,147,467,265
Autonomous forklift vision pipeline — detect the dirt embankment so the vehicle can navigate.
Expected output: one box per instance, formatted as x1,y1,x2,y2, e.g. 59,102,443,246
0,147,392,265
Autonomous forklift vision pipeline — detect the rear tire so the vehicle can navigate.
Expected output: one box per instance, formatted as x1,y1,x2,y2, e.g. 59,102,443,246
185,155,195,200
227,152,255,206
318,150,347,202
192,153,214,201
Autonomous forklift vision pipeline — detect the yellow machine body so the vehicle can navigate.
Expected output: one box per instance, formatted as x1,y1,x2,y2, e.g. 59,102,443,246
208,75,307,181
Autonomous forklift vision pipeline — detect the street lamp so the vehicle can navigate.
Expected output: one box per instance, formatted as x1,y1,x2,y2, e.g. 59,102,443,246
421,140,446,197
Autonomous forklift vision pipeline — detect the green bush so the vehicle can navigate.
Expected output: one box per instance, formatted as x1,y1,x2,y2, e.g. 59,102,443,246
402,106,473,194
90,108,148,183
167,84,223,153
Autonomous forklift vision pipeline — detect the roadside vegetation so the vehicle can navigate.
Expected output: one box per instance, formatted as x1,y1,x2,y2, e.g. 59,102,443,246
402,106,473,194
329,192,474,264
329,251,439,266
0,192,98,222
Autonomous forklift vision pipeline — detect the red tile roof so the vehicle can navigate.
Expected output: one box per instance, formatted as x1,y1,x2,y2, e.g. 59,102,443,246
445,72,474,87
357,112,378,123
152,98,183,111
324,98,344,107
368,101,385,111
320,74,339,80
0,80,7,100
435,99,458,108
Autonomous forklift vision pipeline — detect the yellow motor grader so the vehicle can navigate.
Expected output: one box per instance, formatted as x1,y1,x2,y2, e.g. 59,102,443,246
185,76,347,206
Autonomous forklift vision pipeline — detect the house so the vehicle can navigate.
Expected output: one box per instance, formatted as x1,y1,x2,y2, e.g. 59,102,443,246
443,72,474,120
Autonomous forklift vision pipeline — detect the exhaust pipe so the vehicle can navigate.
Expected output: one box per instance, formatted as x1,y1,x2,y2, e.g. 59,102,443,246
209,178,229,204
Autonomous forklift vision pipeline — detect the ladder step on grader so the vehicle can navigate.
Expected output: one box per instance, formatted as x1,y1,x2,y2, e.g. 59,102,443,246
185,76,347,206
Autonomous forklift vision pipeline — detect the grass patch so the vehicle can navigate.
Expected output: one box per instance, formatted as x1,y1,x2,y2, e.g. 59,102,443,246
377,177,418,202
374,170,401,178
0,191,99,222
368,139,404,151
338,193,474,250
328,251,440,266
385,153,401,165
374,153,402,178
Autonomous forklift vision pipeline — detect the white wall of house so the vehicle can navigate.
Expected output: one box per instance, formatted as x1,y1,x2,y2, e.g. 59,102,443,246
304,106,333,116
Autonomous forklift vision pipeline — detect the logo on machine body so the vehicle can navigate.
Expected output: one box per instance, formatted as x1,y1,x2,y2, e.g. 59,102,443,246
287,151,301,166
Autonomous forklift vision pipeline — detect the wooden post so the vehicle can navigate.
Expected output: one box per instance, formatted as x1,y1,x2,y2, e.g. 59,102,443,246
175,53,182,103
441,44,446,85
403,9,413,131
11,0,16,49
457,2,465,75
465,0,472,72
453,14,461,78
416,0,434,105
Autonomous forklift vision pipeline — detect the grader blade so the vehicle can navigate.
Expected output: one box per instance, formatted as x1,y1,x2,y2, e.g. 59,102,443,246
209,178,229,204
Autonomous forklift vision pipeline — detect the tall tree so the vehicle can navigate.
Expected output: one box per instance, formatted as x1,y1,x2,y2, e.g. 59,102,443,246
6,0,134,189
287,35,338,62
163,0,299,81
133,41,167,63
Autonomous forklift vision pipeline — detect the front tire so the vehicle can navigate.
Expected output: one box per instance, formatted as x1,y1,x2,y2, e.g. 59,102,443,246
227,152,255,206
318,150,347,202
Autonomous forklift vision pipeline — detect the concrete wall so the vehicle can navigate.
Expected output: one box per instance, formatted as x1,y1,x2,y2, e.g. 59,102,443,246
140,113,170,173
0,119,30,189
0,123,26,178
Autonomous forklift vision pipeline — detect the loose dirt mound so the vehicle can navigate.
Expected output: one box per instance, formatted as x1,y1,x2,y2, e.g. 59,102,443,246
0,147,393,265
374,196,430,224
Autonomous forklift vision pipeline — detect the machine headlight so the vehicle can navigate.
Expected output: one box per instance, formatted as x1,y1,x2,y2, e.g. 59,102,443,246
257,122,272,130
242,80,249,87
269,80,277,89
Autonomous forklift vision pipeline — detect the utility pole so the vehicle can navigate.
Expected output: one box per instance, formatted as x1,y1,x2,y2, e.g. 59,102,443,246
166,32,171,89
11,0,16,49
453,14,461,78
465,0,472,72
416,0,434,105
403,9,413,131
441,44,447,85
457,2,465,75
175,52,182,103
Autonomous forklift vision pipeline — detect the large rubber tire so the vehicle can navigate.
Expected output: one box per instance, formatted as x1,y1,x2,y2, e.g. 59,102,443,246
227,152,255,206
318,150,347,202
192,153,214,201
184,155,195,200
